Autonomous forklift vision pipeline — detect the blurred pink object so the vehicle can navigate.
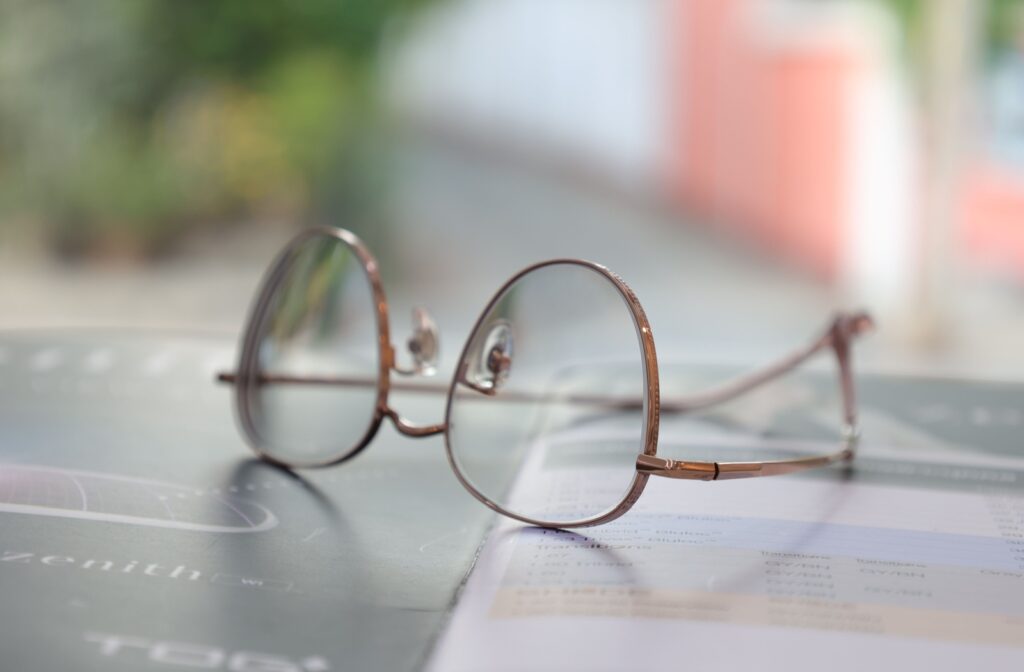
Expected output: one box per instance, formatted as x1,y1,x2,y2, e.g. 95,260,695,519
962,163,1024,276
670,0,864,280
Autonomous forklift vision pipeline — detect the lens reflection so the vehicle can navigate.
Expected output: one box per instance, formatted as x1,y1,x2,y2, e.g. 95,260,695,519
243,232,380,466
446,262,651,526
657,358,845,467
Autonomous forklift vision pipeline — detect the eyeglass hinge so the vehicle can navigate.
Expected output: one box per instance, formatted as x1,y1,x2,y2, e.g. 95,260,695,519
636,455,717,481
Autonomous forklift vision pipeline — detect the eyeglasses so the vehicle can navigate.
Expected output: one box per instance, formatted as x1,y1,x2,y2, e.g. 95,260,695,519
217,226,874,528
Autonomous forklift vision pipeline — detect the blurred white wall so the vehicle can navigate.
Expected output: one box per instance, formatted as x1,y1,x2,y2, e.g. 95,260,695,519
388,0,919,324
387,0,673,191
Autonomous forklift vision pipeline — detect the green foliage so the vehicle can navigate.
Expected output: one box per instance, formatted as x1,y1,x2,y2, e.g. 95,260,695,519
987,0,1024,59
875,0,1024,64
0,0,434,257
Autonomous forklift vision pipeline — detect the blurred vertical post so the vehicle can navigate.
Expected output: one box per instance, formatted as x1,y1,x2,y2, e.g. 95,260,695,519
913,0,984,346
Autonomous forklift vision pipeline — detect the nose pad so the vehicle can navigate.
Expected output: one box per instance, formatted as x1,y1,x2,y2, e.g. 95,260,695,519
406,307,440,376
465,320,513,393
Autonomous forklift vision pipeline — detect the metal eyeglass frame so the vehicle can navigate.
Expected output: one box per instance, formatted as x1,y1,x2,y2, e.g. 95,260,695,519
218,226,875,528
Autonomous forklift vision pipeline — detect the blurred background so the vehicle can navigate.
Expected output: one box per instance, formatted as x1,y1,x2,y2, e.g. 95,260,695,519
2,0,1023,380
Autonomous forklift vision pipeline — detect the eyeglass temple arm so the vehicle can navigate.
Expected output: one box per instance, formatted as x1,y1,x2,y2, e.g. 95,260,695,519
660,310,874,420
216,371,449,394
216,310,873,428
639,310,874,482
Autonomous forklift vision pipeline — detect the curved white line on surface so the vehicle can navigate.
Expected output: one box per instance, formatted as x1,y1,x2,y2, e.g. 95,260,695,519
0,503,278,533
0,464,278,533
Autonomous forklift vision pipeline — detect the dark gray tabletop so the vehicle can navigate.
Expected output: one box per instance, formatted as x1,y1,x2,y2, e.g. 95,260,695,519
2,331,1022,671
0,332,493,672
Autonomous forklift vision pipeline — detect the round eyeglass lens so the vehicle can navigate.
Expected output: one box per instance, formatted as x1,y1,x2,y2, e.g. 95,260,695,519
446,262,652,526
240,232,380,466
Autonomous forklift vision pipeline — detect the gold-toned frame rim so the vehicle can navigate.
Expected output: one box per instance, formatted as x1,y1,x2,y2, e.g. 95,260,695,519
234,225,394,469
441,258,661,529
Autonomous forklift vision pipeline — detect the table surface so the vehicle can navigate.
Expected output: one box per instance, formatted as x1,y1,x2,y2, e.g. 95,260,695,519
0,331,495,672
2,330,1022,671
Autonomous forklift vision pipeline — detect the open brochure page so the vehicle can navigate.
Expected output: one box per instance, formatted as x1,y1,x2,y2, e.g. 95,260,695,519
428,409,1024,671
